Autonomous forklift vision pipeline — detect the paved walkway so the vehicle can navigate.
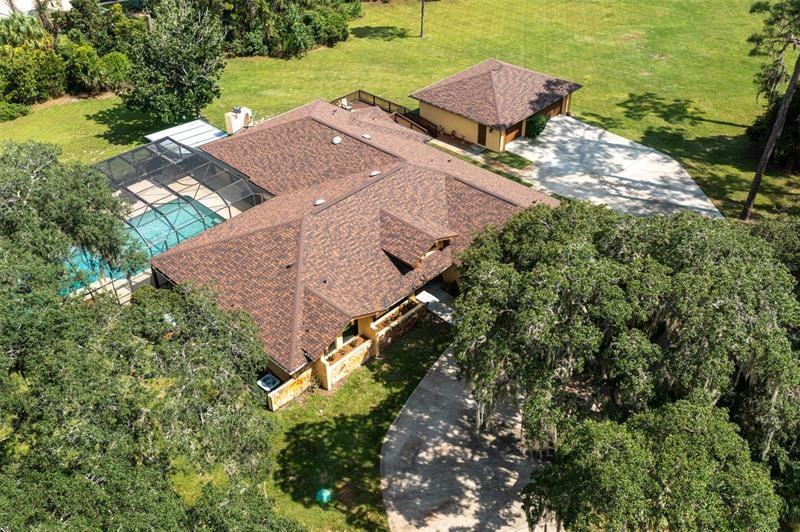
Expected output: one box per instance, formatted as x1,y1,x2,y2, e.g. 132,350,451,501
505,116,723,218
381,347,534,531
415,284,455,323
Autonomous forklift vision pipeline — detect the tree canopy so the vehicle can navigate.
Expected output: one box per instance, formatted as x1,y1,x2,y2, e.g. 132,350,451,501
526,401,781,531
0,141,300,530
453,201,800,526
0,141,143,268
121,0,226,123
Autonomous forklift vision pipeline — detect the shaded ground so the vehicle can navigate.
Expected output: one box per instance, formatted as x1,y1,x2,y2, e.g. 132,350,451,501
381,348,535,531
266,316,452,531
507,116,723,217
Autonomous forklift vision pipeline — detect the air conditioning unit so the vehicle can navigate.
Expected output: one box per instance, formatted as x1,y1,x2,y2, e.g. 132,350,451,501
224,106,254,135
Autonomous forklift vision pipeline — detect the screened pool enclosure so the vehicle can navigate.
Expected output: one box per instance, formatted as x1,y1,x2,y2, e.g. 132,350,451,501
71,137,270,302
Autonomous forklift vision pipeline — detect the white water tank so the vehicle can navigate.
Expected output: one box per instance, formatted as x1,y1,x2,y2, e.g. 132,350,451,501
224,106,253,135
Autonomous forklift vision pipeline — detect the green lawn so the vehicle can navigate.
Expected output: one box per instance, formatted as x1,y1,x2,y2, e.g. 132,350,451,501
0,0,797,216
264,317,452,531
484,149,533,170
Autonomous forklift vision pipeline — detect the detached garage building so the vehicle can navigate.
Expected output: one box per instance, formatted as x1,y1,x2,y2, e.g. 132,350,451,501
410,58,581,152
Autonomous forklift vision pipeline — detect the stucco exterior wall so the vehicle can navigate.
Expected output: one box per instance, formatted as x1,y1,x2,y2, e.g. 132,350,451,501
419,102,503,152
442,265,460,284
267,361,319,411
323,339,373,389
265,302,425,410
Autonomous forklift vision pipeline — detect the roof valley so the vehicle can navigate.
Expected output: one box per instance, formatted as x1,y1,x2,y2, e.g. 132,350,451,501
287,216,309,367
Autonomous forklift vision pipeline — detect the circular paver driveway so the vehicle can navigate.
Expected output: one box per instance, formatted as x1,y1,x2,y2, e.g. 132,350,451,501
380,347,533,531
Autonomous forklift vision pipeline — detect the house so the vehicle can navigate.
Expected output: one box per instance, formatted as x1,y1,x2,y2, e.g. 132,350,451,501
410,58,581,152
150,99,557,410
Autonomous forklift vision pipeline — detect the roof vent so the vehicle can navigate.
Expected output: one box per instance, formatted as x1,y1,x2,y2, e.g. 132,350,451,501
370,170,381,177
314,198,326,206
362,133,372,139
331,136,342,145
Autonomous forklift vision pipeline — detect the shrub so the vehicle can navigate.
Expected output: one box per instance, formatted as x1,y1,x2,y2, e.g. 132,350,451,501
100,51,131,92
526,114,548,138
341,0,364,19
228,30,268,57
58,36,105,93
277,4,316,57
0,13,51,49
304,6,350,47
54,1,146,57
0,48,66,104
0,101,31,122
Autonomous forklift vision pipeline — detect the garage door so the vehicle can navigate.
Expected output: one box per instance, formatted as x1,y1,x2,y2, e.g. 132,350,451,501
539,98,565,119
505,121,524,143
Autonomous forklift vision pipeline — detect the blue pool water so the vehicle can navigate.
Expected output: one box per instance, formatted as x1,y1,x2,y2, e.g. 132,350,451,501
67,196,224,283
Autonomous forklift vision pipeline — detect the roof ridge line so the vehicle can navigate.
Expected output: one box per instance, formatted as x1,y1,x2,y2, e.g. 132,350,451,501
310,161,407,215
304,285,353,322
409,58,500,98
151,217,301,263
309,114,407,162
380,208,436,241
201,102,322,151
488,68,503,127
380,207,455,242
418,161,536,207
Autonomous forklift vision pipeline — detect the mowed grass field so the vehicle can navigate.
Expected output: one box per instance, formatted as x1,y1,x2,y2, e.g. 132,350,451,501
0,0,796,216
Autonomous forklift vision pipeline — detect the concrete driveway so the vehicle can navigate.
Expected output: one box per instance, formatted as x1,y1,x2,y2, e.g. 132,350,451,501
381,347,537,531
506,115,723,217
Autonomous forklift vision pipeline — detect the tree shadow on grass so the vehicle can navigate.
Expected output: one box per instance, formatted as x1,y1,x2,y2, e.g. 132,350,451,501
619,92,750,129
86,103,168,146
639,126,798,215
274,316,452,531
578,92,792,216
350,26,409,40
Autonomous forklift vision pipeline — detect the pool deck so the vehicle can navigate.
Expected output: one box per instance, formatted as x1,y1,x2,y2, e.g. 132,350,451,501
80,175,246,304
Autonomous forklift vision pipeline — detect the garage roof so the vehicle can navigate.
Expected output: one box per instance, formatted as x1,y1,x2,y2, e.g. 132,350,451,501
410,58,582,130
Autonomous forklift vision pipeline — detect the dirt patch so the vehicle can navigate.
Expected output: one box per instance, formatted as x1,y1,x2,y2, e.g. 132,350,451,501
31,91,115,111
623,31,644,41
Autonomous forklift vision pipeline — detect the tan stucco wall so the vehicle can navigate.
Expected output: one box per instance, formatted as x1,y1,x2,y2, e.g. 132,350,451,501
442,265,460,284
419,102,503,152
267,362,318,411
324,340,373,389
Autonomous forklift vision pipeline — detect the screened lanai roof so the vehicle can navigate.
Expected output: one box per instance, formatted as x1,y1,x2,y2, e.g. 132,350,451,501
94,137,272,259
144,119,227,148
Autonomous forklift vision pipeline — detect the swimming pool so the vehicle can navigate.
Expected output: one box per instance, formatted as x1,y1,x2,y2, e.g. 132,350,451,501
129,195,224,257
67,196,224,283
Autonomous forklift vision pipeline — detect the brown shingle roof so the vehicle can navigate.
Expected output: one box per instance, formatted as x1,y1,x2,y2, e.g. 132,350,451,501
410,58,582,130
380,209,455,268
202,107,398,194
152,100,558,374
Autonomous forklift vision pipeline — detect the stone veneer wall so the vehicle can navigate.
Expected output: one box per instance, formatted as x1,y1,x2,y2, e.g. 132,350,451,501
377,302,426,349
267,359,322,411
324,339,373,389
